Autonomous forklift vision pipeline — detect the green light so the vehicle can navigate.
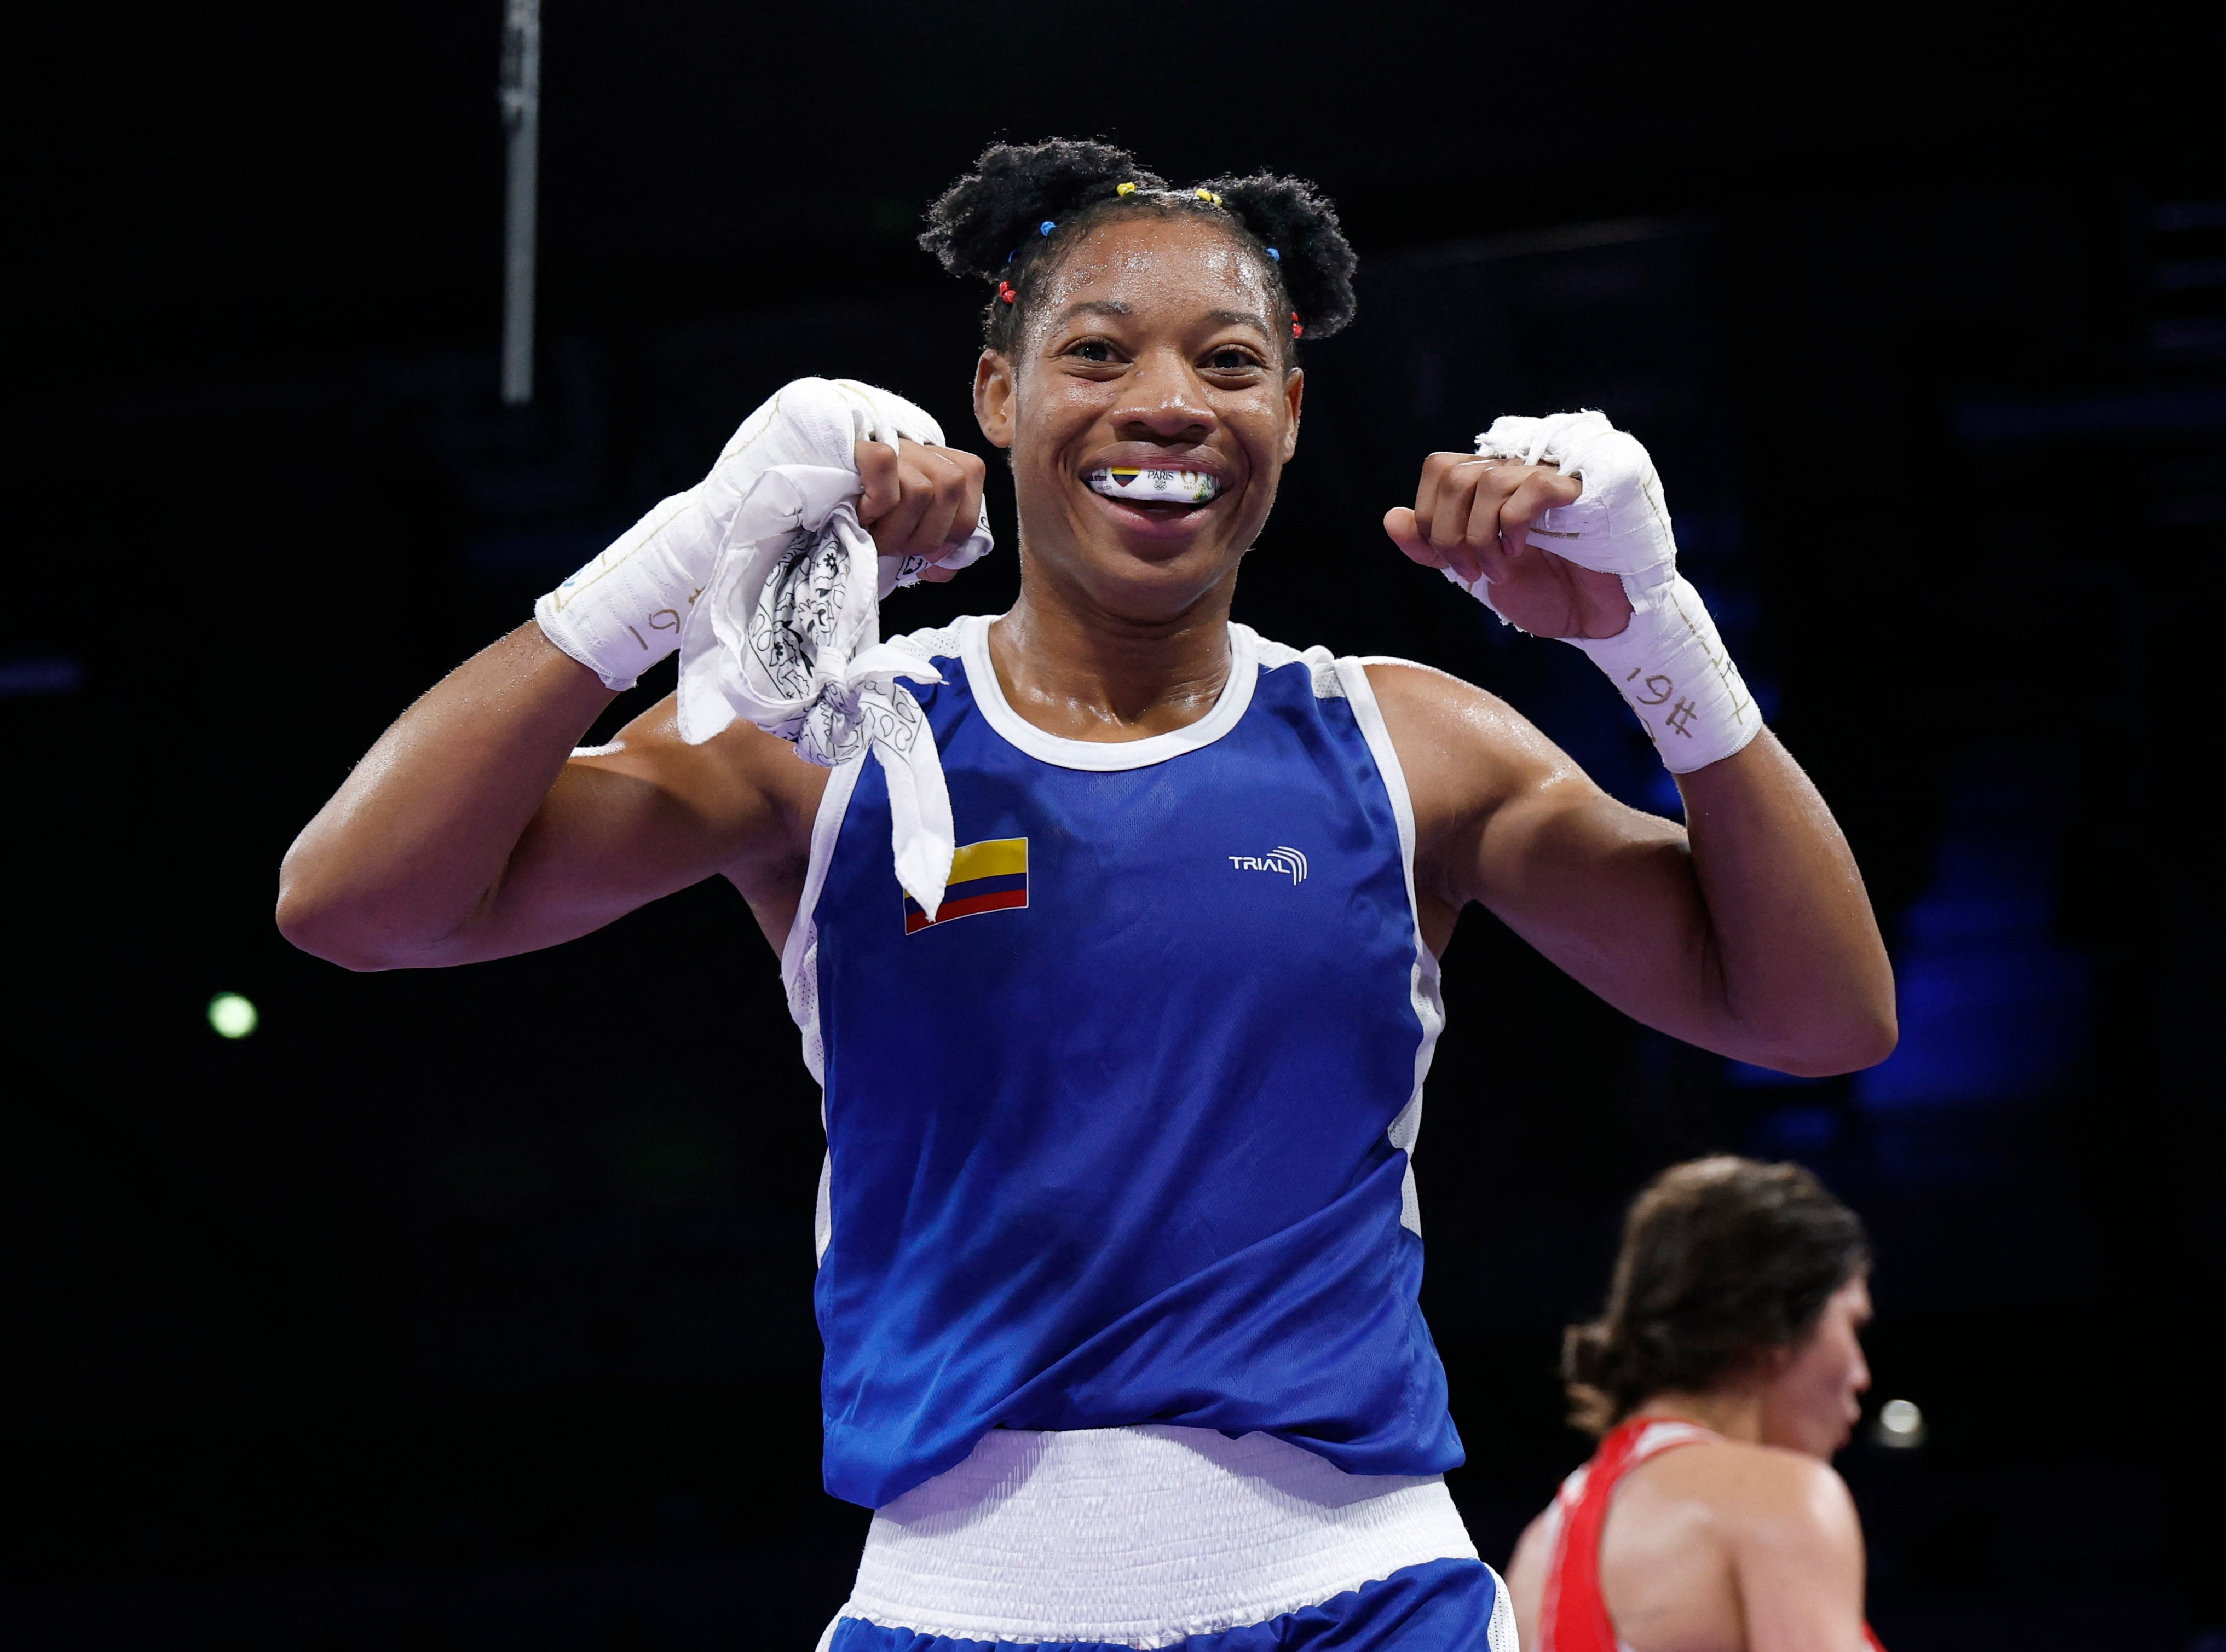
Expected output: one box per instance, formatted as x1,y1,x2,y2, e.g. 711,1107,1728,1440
207,993,259,1039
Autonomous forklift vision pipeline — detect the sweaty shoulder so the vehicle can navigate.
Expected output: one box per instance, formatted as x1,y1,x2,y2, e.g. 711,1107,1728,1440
1355,658,1593,932
1358,656,1542,761
1360,655,1584,810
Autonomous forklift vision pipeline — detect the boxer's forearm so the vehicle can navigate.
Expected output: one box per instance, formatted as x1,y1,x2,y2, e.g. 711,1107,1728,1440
277,623,617,969
1675,731,1895,1075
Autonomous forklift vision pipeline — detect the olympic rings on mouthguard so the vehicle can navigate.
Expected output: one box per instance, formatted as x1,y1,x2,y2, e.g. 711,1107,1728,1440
1086,467,1220,505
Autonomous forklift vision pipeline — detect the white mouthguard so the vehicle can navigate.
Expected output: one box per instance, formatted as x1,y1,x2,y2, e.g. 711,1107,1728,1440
1086,466,1220,506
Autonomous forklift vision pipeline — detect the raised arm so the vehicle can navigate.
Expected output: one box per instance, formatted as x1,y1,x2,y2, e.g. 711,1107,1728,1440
1379,667,1892,1074
276,627,822,970
1379,415,1894,1076
279,418,986,971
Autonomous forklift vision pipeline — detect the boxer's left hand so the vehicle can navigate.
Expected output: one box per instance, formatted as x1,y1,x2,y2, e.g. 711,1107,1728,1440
856,438,988,582
1385,454,1630,639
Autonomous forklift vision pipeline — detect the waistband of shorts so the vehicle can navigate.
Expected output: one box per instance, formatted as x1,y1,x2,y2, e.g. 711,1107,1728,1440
835,1424,1479,1649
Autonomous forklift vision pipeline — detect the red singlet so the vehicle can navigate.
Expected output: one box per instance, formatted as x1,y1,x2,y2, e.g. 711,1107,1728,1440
1537,1416,1885,1652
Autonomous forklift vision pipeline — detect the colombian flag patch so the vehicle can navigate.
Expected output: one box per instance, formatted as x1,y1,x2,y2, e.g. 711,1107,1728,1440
905,837,1029,934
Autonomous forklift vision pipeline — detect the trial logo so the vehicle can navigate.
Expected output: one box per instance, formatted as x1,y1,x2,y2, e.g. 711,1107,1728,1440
1229,847,1309,885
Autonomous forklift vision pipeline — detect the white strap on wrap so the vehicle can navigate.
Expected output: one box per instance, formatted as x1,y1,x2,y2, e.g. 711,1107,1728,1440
1450,409,1762,774
535,377,992,917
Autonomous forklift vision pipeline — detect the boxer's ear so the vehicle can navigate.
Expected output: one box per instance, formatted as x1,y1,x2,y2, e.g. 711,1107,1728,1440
974,351,1016,452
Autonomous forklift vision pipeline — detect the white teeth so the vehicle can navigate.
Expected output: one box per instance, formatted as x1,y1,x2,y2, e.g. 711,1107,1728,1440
1086,467,1220,506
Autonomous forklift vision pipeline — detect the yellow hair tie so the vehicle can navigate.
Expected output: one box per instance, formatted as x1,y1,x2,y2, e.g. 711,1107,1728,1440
1116,181,1138,197
1196,188,1222,205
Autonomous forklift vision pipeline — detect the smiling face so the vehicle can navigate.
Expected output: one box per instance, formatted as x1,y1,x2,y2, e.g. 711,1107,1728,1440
1757,1272,1874,1458
973,211,1303,625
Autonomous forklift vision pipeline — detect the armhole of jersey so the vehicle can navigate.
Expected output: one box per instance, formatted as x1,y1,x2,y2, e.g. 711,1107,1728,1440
782,755,864,1087
1485,1562,1520,1652
1336,655,1448,1237
788,623,965,1270
785,756,862,1269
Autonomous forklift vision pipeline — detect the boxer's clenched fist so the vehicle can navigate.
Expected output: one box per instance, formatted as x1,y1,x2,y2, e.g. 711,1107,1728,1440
1398,412,1762,771
856,438,988,581
1383,454,1630,640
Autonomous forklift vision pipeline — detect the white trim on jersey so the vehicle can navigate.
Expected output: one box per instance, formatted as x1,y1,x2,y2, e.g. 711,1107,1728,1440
1336,657,1449,1239
961,614,1264,772
785,753,865,1264
783,754,864,1082
1253,634,1350,700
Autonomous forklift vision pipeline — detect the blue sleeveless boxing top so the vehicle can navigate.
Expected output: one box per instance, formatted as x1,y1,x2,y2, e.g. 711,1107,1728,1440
780,615,1463,1509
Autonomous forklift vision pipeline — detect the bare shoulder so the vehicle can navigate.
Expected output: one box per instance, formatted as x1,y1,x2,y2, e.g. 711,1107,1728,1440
1359,657,1571,822
1358,657,1607,926
1631,1442,1869,1650
1358,658,1559,776
1640,1439,1862,1559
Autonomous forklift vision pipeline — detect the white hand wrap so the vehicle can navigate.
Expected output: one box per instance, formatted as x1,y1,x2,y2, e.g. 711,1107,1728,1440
534,378,985,691
1450,410,1762,774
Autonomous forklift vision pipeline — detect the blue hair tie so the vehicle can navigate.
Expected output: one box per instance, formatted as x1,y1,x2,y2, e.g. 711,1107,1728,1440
1266,247,1281,262
1039,220,1056,236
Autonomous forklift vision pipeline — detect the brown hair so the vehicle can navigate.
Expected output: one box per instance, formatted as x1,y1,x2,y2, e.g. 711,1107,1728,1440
1562,1156,1870,1436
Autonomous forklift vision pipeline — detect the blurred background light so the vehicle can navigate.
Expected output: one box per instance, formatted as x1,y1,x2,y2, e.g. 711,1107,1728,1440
0,655,85,697
206,992,258,1039
1876,1397,1927,1448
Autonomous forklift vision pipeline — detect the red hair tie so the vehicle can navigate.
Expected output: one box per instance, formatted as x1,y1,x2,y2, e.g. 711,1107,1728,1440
1290,311,1304,339
997,280,1018,304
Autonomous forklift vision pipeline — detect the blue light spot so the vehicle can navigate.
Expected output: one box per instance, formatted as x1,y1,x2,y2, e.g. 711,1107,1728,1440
1856,758,2091,1113
0,656,84,697
1754,1102,1841,1153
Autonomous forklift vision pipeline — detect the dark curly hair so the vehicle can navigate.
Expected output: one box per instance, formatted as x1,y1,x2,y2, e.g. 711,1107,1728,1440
919,137,1357,361
1563,1157,1871,1436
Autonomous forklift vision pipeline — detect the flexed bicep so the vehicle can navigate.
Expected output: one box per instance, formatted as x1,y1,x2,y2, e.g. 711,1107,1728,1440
278,624,820,973
1378,409,1891,1075
479,698,828,964
1361,654,1731,1050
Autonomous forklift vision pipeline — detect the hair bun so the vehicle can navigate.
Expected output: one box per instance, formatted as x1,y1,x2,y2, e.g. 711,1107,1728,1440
922,138,1360,356
920,139,1167,285
1559,1157,1871,1438
1197,173,1358,340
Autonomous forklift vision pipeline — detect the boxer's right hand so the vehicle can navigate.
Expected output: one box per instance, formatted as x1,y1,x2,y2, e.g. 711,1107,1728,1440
855,439,988,582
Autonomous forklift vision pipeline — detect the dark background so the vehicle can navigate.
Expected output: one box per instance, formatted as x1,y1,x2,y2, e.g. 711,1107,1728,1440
7,2,2223,1647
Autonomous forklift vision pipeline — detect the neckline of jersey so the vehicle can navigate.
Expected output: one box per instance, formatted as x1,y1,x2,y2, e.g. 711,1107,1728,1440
957,614,1262,772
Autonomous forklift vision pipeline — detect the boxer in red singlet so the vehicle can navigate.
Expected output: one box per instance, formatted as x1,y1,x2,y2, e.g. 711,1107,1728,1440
1504,1157,1886,1652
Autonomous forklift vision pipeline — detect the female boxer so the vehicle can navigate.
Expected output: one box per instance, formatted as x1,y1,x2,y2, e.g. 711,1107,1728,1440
1506,1157,1885,1652
279,140,1895,1650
